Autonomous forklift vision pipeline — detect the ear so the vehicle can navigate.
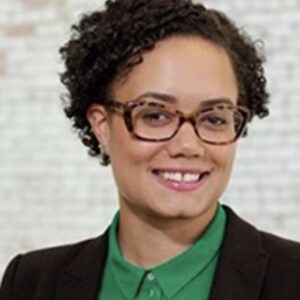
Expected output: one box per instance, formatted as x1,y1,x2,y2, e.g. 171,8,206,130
86,104,111,154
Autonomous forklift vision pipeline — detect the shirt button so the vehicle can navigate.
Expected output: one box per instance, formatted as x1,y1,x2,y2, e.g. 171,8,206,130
147,272,155,281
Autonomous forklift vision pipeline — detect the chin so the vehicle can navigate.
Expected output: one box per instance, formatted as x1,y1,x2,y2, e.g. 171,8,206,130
149,199,217,221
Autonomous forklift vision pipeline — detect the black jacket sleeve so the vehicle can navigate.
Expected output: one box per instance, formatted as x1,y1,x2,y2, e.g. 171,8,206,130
0,255,22,300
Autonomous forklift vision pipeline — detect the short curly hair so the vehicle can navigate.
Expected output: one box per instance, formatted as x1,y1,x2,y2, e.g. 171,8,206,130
60,0,269,165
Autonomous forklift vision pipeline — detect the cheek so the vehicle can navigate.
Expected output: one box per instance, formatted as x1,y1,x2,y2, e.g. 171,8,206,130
210,145,237,174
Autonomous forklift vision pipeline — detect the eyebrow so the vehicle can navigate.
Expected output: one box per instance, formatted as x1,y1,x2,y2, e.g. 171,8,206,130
140,92,177,103
138,92,235,107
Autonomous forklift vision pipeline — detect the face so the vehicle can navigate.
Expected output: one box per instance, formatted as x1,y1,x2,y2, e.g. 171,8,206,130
87,36,239,225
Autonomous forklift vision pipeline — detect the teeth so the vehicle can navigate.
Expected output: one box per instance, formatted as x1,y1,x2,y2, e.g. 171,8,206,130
159,171,201,182
183,173,199,181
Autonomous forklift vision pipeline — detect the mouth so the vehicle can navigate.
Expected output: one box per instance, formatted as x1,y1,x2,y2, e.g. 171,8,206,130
152,169,211,191
153,170,209,182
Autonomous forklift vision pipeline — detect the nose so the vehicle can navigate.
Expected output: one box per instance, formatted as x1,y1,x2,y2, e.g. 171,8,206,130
165,121,206,158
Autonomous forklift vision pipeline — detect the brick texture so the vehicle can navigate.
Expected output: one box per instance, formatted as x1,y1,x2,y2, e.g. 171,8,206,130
1,0,300,277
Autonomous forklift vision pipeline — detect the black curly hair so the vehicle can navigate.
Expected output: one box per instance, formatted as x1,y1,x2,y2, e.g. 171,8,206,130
60,0,269,165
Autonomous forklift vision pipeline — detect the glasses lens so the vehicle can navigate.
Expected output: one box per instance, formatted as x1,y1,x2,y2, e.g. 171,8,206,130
197,106,244,144
132,103,178,140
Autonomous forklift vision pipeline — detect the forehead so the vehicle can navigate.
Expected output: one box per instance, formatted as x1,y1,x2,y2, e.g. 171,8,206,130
112,36,238,107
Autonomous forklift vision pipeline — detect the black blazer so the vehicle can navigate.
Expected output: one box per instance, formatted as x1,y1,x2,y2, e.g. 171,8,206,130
1,206,300,300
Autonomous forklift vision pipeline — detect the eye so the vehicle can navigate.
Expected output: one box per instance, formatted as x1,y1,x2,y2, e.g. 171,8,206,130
139,109,174,126
199,112,230,131
205,115,227,125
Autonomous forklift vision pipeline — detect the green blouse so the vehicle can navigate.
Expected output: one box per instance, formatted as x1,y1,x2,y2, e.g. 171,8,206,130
98,204,226,300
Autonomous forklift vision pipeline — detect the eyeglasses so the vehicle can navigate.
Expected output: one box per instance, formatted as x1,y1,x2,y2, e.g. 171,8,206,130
103,94,250,145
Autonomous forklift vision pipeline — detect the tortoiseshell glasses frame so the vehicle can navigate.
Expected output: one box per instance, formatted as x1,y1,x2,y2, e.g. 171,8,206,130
103,93,250,145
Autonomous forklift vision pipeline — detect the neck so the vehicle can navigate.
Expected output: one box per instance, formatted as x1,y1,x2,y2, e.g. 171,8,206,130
117,204,217,268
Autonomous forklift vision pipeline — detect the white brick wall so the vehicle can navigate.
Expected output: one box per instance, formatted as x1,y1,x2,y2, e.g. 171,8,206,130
1,0,300,277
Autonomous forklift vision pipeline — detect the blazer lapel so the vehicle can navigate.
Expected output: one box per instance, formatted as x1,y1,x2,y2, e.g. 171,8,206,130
54,207,268,300
55,231,109,300
209,206,269,300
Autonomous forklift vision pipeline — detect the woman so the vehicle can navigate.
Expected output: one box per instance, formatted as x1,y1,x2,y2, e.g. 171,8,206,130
1,0,300,299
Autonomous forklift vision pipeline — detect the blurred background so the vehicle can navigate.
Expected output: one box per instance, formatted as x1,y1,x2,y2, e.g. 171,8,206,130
0,0,300,277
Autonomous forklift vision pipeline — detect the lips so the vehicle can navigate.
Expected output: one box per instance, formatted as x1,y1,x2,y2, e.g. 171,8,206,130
152,168,211,191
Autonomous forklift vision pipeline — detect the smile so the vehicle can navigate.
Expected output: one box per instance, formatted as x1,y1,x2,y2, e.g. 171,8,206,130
155,171,207,182
152,169,211,192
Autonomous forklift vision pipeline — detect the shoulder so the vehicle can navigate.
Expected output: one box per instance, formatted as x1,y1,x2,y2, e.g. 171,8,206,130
259,230,300,276
17,237,99,269
211,206,300,299
223,205,300,267
4,237,98,276
260,230,300,259
257,229,300,298
0,233,108,300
